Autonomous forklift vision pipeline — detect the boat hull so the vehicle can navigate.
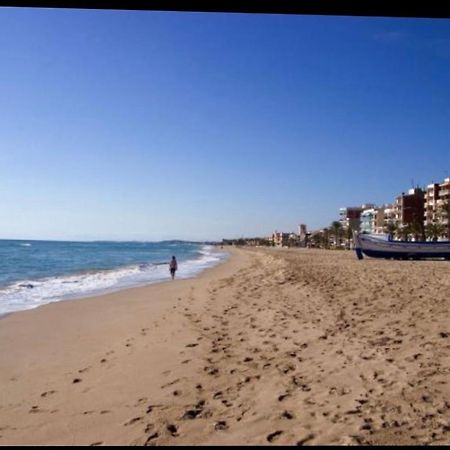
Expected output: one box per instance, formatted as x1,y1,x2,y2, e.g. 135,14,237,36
361,248,450,260
353,233,450,260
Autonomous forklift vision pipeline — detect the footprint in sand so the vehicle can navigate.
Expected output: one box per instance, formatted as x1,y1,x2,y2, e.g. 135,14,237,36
204,366,219,376
41,390,56,398
296,433,315,445
182,405,204,420
281,411,295,420
144,432,159,445
135,398,148,406
215,421,229,431
146,404,164,414
161,379,180,389
166,424,178,436
267,430,283,443
124,417,142,426
278,393,291,402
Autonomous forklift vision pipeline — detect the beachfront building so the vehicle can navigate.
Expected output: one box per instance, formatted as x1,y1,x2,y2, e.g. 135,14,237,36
438,178,450,230
338,204,374,248
422,177,450,239
424,182,441,226
339,206,363,230
393,188,425,240
384,204,396,221
360,204,397,235
394,188,425,227
340,204,375,231
297,224,308,247
360,208,377,234
380,204,396,231
298,224,307,240
272,231,290,247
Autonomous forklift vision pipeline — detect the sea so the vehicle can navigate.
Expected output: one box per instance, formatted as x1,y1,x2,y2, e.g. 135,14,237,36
0,239,228,316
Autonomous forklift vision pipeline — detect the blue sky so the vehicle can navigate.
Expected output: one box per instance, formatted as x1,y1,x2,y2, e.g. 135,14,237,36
1,9,450,241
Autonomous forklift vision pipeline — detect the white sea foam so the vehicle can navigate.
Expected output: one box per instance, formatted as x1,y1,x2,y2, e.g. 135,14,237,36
0,246,228,316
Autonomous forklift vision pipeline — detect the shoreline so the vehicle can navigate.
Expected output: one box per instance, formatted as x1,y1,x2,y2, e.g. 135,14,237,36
2,247,450,445
0,246,247,446
0,245,229,319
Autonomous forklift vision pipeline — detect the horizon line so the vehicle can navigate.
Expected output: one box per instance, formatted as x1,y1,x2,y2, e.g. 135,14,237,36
0,237,221,244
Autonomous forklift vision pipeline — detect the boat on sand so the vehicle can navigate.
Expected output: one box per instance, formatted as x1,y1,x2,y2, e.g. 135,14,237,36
353,232,450,260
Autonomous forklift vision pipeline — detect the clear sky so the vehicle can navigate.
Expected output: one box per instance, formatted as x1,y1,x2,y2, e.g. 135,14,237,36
1,8,450,241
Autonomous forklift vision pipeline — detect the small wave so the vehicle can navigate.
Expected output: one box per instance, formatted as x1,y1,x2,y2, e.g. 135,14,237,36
0,263,162,315
19,243,32,247
176,245,228,279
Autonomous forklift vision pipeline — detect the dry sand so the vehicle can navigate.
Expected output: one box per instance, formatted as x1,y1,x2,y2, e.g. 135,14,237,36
1,247,450,445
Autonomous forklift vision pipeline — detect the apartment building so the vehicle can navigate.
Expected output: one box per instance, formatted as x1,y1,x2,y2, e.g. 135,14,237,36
360,208,377,234
394,188,425,227
272,231,290,247
340,204,375,231
438,178,450,228
379,204,396,232
298,224,307,240
424,183,440,226
359,204,396,234
333,176,448,243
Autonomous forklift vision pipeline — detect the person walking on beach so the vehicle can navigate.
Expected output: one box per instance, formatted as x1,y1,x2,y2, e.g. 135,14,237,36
169,256,178,280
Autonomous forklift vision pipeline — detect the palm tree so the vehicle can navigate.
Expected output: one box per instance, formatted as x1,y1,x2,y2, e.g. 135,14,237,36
311,231,322,248
322,228,330,249
330,221,342,249
384,221,398,239
425,223,445,242
345,225,354,249
410,218,425,241
398,224,412,241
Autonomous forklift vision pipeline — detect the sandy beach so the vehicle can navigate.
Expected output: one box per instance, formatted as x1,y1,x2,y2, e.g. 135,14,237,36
1,247,450,445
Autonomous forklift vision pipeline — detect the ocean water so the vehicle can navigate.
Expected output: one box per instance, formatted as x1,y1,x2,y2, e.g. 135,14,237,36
0,240,227,316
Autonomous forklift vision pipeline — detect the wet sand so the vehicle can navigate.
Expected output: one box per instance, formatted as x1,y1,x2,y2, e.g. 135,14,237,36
1,247,450,445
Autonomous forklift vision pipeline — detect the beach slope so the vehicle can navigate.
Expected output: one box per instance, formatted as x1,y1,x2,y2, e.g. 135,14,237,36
1,247,450,445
